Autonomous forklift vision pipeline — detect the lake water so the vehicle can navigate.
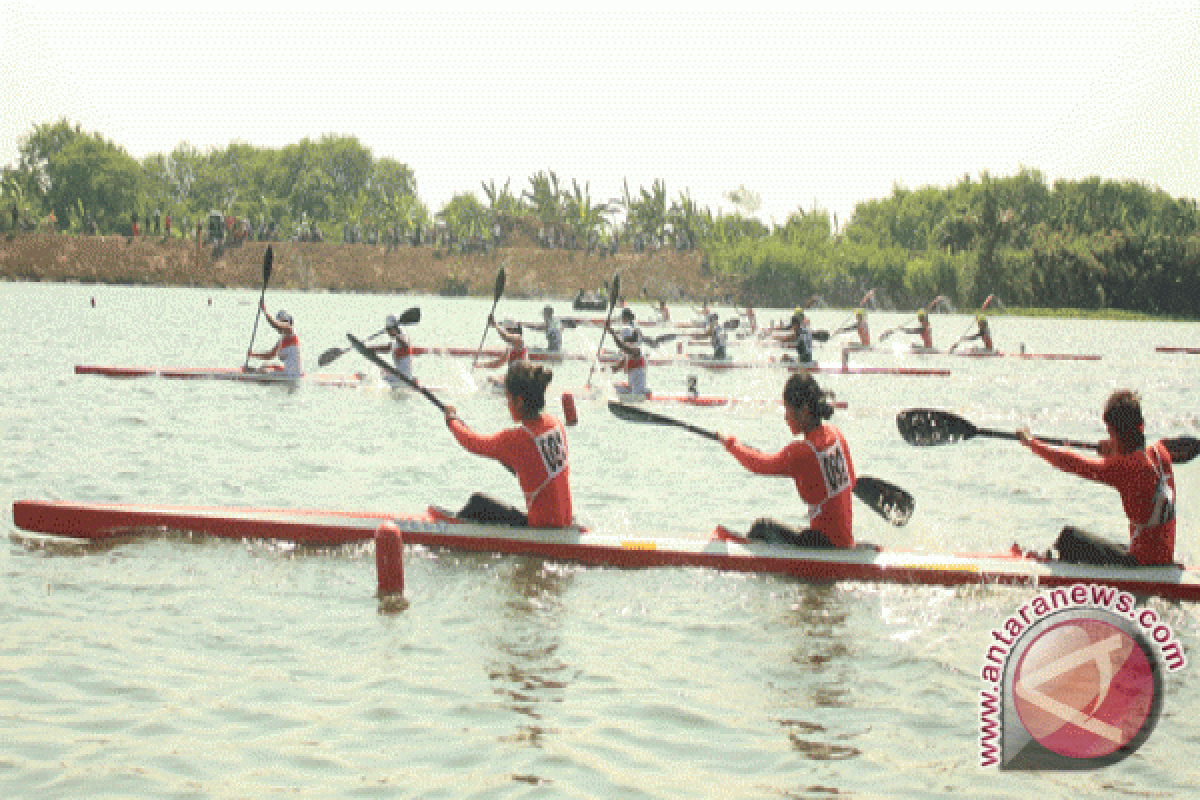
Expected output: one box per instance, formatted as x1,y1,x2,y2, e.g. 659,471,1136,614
3,281,1200,798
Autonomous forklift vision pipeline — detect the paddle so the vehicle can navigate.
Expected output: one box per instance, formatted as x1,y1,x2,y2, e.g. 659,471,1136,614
347,333,446,411
243,245,274,369
317,307,421,367
585,272,621,388
607,400,914,526
898,409,1200,464
470,269,507,370
896,409,1098,450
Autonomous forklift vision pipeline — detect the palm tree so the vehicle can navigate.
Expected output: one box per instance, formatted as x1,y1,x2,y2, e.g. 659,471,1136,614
561,179,612,250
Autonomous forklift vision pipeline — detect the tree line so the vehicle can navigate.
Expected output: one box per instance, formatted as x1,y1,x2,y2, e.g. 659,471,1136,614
3,120,1198,315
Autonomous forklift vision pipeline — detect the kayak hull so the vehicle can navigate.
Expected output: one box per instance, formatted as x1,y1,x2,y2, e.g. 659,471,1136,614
13,499,1200,602
76,364,368,387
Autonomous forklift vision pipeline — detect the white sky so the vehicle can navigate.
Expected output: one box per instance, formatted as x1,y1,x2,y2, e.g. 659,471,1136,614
3,5,1197,226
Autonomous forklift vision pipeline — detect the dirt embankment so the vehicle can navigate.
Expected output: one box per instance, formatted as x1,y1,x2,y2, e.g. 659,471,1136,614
0,234,736,302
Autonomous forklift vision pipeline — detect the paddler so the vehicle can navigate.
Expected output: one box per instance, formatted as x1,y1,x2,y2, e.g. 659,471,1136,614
717,372,856,548
655,299,671,323
1018,389,1178,566
605,308,649,395
443,360,572,528
835,309,870,348
365,313,415,386
478,317,528,369
959,314,994,352
706,313,729,360
525,305,563,353
776,310,816,365
247,302,302,376
898,309,934,349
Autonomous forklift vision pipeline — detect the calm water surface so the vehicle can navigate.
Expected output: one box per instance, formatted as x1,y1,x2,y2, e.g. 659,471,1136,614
4,282,1200,798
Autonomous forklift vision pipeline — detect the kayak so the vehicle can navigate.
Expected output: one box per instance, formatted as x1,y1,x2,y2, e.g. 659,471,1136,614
75,364,369,387
74,364,446,393
13,499,1200,602
415,347,950,376
947,347,1101,361
611,387,849,409
1156,346,1200,355
863,346,1102,361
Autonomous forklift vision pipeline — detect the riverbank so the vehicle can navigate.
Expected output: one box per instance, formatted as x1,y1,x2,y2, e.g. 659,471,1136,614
0,233,733,302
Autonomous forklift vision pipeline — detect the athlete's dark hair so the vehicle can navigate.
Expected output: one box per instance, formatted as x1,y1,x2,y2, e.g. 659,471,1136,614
504,360,553,418
782,372,835,421
1102,389,1145,450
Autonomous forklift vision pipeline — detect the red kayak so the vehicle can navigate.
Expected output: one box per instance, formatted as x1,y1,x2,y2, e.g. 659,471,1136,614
13,499,1200,602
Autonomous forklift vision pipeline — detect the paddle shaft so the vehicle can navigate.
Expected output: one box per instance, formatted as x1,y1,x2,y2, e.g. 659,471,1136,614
471,270,506,369
607,401,911,525
586,273,621,388
976,427,1097,450
243,246,274,368
347,334,446,412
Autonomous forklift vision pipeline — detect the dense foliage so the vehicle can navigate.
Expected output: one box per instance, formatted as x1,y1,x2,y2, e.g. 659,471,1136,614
4,121,1198,315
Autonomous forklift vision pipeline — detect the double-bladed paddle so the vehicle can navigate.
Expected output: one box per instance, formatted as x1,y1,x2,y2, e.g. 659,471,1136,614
347,333,446,411
585,272,621,388
897,408,1200,464
317,307,421,366
243,246,274,369
607,400,914,526
896,408,1098,450
471,269,506,370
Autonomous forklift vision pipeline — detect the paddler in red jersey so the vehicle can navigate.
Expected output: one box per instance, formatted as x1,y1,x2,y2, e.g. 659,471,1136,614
835,309,870,348
1019,389,1178,566
718,372,856,548
443,360,573,528
248,302,302,376
899,309,934,349
478,317,528,369
960,314,994,352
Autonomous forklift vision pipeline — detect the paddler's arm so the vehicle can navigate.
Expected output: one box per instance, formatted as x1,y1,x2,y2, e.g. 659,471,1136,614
604,323,636,356
492,320,521,347
717,434,793,477
248,340,281,360
1018,427,1110,482
444,405,512,466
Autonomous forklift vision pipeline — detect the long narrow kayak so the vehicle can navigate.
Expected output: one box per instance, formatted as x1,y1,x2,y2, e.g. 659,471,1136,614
838,345,1101,361
75,364,368,387
412,347,950,376
13,499,1200,602
1156,346,1200,355
74,364,448,393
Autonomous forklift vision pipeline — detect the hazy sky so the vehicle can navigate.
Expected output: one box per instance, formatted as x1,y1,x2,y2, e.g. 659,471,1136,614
4,5,1197,226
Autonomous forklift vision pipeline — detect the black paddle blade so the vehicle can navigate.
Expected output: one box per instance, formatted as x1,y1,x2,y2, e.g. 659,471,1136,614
317,347,344,367
493,269,506,301
609,273,621,310
896,409,978,446
812,330,830,342
263,245,273,281
398,307,421,325
853,476,914,527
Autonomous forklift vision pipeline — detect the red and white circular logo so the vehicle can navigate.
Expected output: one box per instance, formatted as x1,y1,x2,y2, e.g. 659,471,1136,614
1012,617,1156,760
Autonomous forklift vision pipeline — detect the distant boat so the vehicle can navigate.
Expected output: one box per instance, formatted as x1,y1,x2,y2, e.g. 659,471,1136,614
573,288,609,311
